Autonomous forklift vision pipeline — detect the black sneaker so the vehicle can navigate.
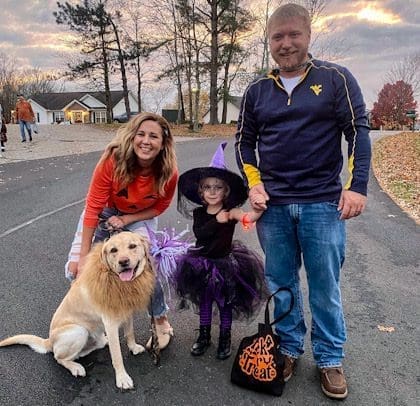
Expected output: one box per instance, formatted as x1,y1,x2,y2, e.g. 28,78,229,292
29,136,33,141
21,139,26,142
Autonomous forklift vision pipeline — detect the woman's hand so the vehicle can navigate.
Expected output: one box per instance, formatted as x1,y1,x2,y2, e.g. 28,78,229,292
76,256,88,277
107,215,125,229
67,261,79,279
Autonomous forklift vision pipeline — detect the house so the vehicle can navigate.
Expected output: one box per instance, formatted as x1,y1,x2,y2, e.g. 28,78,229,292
28,91,138,124
202,95,242,124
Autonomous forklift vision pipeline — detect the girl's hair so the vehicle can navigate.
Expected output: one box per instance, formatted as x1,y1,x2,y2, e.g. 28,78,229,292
198,177,230,206
100,112,177,195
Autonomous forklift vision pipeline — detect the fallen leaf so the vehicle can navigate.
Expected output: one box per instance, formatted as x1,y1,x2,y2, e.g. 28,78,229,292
377,325,395,332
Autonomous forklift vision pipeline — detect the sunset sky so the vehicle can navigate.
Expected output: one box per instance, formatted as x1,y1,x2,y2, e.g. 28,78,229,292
0,0,419,109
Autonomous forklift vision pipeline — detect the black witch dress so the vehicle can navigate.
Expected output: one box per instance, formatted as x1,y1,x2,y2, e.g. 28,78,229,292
173,207,266,319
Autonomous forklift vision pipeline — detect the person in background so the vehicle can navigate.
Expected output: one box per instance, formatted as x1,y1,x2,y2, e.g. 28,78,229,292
0,108,7,157
235,3,371,400
66,112,179,350
15,94,35,142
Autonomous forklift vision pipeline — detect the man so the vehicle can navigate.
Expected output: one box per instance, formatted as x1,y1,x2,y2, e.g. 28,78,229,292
235,3,371,400
15,94,35,142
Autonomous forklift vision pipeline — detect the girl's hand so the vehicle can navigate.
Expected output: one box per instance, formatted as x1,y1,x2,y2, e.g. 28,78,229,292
228,208,242,221
249,184,269,211
216,210,229,223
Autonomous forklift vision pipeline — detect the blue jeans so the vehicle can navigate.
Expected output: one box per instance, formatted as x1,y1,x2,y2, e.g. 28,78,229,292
19,120,32,141
256,202,346,368
93,208,169,318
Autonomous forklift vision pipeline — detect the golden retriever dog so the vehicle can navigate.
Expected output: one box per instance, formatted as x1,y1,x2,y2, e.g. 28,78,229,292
0,231,155,390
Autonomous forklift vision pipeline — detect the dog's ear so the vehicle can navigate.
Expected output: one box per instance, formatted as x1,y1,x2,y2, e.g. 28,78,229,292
100,240,111,269
136,234,150,250
134,234,154,271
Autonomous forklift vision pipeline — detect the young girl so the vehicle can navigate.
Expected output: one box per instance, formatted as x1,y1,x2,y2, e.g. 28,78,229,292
174,142,266,360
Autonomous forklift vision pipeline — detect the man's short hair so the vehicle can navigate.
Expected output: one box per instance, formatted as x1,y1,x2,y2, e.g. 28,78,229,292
17,94,24,97
268,3,311,33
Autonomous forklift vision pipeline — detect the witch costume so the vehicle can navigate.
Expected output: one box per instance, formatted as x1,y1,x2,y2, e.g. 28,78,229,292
174,142,266,360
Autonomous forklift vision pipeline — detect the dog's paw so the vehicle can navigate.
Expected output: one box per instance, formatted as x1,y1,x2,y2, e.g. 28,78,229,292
129,343,145,355
70,363,86,377
116,371,134,390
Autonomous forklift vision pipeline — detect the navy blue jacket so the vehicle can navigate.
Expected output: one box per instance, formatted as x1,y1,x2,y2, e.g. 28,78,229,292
235,58,371,204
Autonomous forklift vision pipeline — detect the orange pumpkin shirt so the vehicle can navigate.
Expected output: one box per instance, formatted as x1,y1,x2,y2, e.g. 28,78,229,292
84,155,178,228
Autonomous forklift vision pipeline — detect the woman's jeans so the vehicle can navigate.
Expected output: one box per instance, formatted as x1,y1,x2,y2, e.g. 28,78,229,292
67,208,169,318
256,202,346,368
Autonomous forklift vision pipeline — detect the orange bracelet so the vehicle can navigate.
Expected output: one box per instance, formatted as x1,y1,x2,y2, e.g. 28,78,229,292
241,213,251,230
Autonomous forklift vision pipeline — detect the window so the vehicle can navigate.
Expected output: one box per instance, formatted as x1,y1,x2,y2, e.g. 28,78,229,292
54,111,65,123
95,111,107,123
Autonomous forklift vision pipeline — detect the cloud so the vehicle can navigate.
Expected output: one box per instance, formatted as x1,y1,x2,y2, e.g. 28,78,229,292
0,30,31,46
0,0,419,109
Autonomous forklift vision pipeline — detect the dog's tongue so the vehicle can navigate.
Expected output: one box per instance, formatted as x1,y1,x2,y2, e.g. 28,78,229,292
119,269,134,282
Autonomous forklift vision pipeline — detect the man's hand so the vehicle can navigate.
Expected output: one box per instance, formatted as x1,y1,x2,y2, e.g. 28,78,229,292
338,190,367,220
249,184,269,211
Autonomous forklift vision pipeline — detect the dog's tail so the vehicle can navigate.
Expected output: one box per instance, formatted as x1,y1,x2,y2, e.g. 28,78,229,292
0,335,52,354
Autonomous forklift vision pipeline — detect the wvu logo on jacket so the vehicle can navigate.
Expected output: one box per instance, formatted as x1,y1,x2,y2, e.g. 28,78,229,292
310,84,322,95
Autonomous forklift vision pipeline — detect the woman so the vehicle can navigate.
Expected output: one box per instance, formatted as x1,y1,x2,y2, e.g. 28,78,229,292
66,112,178,350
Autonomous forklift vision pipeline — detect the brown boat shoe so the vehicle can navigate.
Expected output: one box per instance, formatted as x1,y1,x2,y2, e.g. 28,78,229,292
319,367,348,399
283,355,297,382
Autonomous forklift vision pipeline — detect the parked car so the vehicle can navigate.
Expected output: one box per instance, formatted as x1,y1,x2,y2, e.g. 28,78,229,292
113,112,139,123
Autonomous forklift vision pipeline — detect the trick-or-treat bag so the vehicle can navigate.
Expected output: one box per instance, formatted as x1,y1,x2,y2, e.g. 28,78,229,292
230,287,294,396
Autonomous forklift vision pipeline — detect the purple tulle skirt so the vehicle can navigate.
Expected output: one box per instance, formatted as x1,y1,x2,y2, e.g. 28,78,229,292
173,241,266,319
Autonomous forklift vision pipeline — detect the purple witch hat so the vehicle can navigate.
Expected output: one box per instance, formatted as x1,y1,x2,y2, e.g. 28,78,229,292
178,141,248,213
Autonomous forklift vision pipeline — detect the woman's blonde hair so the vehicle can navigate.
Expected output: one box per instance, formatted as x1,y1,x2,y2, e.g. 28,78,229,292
100,112,177,195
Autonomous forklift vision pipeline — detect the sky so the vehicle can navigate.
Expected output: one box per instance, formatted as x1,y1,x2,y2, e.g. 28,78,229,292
0,0,419,109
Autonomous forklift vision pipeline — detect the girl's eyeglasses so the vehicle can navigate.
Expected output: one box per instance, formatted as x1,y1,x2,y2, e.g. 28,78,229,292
201,185,224,192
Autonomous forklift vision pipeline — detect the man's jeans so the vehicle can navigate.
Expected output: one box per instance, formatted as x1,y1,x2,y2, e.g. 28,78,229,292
19,120,32,141
256,202,346,368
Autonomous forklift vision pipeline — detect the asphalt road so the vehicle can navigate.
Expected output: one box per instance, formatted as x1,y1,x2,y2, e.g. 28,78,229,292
0,137,418,406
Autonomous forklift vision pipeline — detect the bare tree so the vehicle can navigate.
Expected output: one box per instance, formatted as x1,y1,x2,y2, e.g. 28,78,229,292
219,1,254,123
0,53,19,121
386,53,420,98
54,0,114,122
116,0,170,115
0,54,61,121
19,68,63,96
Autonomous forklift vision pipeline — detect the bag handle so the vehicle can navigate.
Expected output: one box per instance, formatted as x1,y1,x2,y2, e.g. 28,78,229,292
264,286,294,327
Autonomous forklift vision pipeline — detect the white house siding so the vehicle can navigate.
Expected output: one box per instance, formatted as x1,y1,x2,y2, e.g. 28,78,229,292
29,100,49,124
203,100,240,124
113,93,139,116
80,94,105,108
